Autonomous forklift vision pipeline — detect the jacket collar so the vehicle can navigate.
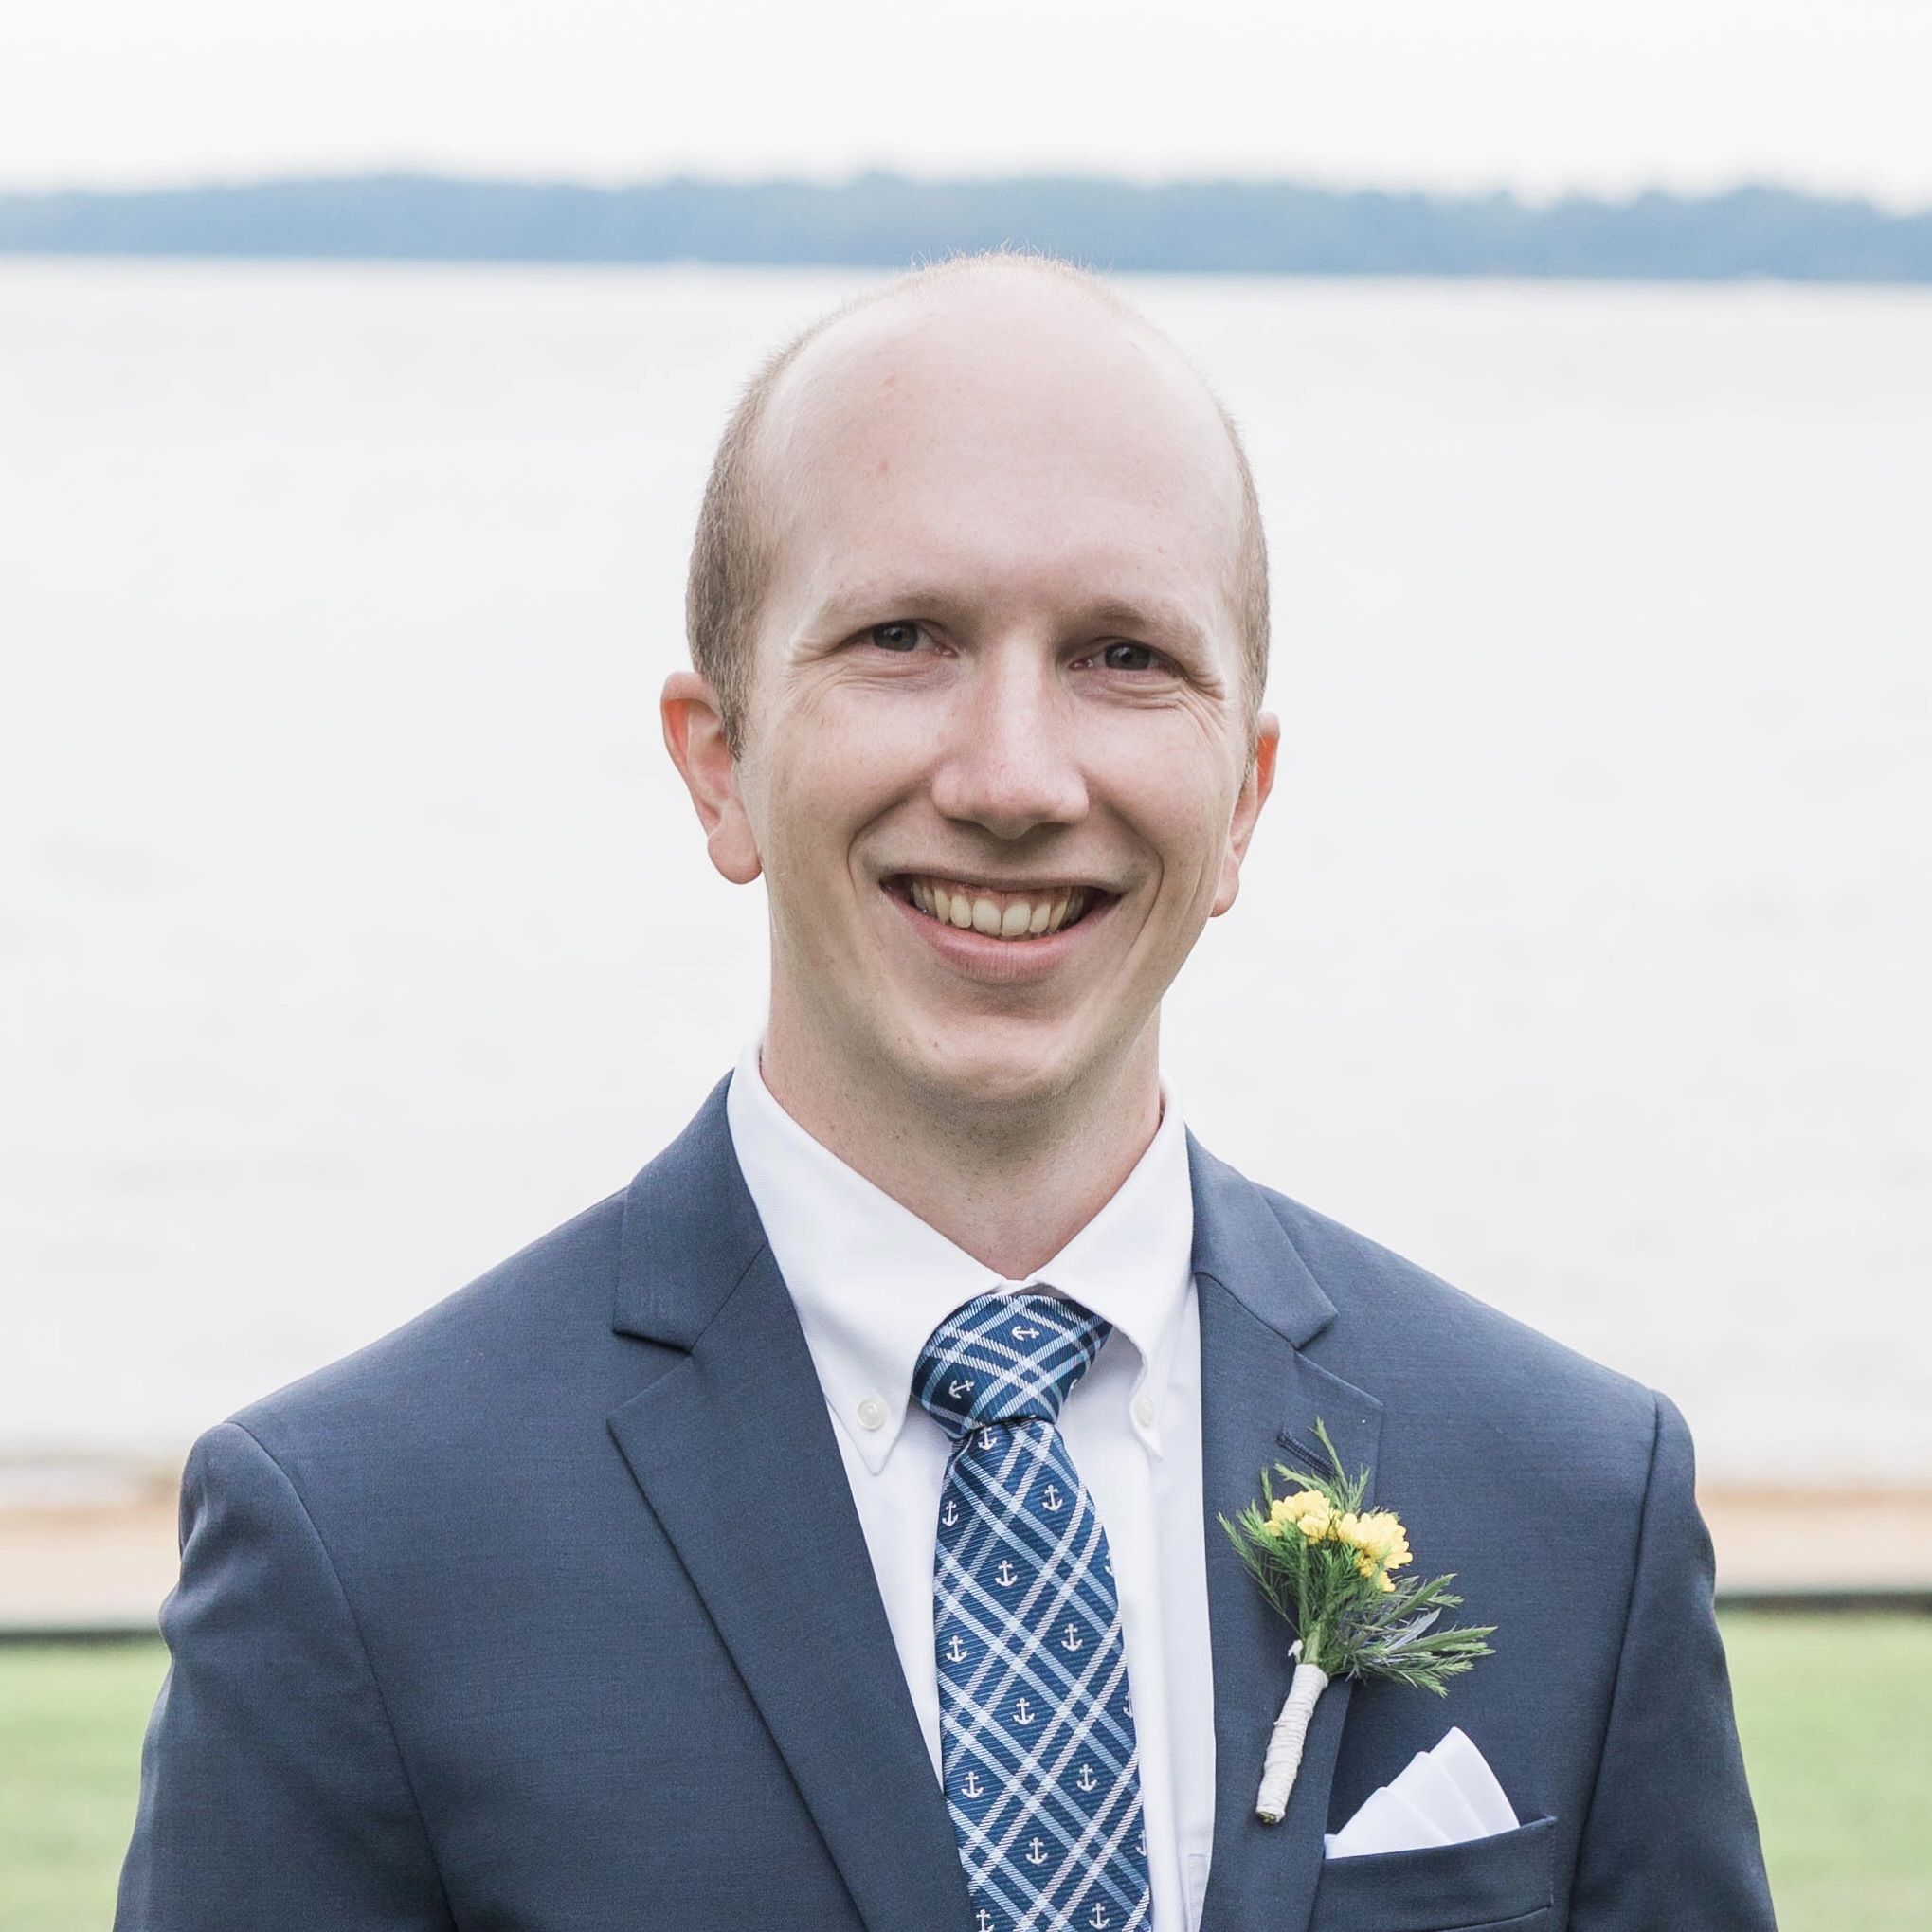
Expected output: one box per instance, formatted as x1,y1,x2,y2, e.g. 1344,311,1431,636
611,1076,762,1350
1186,1131,1338,1349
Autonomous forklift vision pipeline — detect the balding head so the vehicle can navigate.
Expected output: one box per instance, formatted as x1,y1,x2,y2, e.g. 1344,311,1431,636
685,254,1269,751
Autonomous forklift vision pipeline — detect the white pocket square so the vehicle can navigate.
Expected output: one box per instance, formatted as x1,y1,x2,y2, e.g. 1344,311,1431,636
1324,1727,1519,1860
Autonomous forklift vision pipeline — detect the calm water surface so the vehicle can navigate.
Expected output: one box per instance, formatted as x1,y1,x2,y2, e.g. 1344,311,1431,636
2,261,1926,1481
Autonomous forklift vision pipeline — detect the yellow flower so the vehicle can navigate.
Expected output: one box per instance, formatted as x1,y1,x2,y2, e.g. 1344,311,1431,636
1366,1511,1413,1572
1267,1490,1333,1542
1336,1509,1412,1571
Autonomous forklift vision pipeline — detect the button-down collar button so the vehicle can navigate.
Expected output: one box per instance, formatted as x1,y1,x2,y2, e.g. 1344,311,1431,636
1132,1392,1157,1429
856,1395,889,1432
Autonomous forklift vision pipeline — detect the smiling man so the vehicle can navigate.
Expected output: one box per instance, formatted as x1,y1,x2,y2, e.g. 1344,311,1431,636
666,257,1272,1279
119,257,1774,1932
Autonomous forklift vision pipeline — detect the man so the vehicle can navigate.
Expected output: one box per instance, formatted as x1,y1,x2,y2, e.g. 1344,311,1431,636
119,255,1774,1931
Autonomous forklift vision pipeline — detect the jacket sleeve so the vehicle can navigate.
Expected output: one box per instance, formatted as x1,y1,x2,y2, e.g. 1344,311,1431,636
1568,1393,1777,1930
116,1421,453,1932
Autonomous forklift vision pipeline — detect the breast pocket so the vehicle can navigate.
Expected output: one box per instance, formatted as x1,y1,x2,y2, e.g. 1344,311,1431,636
1308,1815,1557,1932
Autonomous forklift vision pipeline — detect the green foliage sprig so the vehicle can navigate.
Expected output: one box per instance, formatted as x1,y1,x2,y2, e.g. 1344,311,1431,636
1221,1419,1496,1690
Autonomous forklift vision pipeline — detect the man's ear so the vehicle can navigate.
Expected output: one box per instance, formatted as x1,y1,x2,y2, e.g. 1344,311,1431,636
661,671,763,885
1211,711,1280,917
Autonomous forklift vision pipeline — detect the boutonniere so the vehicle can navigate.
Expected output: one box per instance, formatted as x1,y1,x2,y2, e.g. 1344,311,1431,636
1221,1420,1496,1824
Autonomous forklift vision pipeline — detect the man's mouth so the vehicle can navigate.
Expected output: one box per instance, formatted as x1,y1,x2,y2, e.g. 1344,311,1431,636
894,876,1102,942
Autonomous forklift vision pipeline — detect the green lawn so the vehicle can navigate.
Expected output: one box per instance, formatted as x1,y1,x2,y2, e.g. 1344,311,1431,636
1724,1613,1932,1930
0,1642,165,1932
2,1615,1927,1929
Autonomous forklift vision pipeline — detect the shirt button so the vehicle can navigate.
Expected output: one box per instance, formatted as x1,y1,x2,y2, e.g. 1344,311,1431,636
1132,1392,1157,1428
857,1396,889,1431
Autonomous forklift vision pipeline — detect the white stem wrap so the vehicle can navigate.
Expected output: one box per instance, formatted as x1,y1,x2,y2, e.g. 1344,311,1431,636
1255,1658,1330,1824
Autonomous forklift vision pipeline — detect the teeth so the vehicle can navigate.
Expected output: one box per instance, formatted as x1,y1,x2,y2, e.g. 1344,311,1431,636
903,878,1095,942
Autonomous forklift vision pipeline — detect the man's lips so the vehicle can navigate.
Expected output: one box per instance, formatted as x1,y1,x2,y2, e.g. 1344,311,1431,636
889,875,1109,942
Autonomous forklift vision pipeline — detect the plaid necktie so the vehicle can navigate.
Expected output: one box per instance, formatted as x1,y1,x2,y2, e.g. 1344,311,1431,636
914,1291,1151,1932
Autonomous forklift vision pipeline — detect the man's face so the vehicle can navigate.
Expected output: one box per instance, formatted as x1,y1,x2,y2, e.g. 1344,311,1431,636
685,279,1274,1121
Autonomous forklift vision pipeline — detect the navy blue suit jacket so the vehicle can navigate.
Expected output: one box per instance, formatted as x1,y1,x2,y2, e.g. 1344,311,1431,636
118,1083,1774,1930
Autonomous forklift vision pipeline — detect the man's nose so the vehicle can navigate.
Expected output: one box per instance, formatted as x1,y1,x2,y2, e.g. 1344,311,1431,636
928,648,1089,840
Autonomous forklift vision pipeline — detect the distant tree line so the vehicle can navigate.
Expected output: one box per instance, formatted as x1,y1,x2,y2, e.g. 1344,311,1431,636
2,173,1928,280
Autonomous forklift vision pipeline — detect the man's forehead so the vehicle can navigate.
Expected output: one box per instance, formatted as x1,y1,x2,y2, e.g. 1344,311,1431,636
756,267,1245,526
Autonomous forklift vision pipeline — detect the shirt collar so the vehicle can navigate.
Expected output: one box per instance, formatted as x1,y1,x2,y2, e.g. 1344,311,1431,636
725,1039,1195,1474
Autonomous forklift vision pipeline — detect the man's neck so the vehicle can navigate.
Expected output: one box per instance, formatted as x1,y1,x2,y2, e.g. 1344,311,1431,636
755,1025,1165,1281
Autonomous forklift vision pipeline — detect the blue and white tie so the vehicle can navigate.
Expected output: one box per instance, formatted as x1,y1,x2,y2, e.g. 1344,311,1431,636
915,1291,1151,1932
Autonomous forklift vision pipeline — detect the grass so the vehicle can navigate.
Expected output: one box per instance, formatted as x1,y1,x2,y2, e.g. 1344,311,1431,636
0,1642,165,1932
1,1616,1927,1929
1724,1612,1932,1931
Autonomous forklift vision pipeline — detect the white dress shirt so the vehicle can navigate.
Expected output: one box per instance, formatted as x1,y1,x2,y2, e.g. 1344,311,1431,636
727,1043,1217,1932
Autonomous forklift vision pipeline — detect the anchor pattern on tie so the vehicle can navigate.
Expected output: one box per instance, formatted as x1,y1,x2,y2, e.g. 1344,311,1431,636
915,1291,1151,1932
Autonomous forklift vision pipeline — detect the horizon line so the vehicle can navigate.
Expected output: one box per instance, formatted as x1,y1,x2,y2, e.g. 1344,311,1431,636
4,169,1929,217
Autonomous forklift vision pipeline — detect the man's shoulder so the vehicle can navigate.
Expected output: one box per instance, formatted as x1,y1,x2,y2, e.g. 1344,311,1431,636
224,1185,634,1474
1247,1177,1664,1461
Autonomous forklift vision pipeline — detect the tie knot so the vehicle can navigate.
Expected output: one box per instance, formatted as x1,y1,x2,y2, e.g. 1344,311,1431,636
913,1291,1110,1438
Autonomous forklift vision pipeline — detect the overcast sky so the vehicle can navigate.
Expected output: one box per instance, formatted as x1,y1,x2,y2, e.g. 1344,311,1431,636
5,0,1929,207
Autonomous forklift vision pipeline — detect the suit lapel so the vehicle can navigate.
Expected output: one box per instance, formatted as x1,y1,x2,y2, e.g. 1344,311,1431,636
605,1086,970,1932
1189,1140,1383,1932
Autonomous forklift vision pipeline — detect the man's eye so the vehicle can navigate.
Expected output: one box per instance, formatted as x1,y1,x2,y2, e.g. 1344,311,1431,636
867,623,922,653
1100,641,1161,672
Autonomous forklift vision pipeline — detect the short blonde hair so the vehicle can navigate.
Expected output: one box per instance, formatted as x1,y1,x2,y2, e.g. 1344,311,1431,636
685,252,1270,749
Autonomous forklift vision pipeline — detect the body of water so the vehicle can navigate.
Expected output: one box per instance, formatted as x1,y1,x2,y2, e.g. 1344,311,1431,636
2,260,1926,1481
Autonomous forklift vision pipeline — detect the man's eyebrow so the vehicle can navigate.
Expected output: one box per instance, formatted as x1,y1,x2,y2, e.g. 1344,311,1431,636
801,587,1219,653
1076,599,1216,650
803,583,969,632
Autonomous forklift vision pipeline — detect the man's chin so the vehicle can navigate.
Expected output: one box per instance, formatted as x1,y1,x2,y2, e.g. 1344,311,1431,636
887,1020,1134,1124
